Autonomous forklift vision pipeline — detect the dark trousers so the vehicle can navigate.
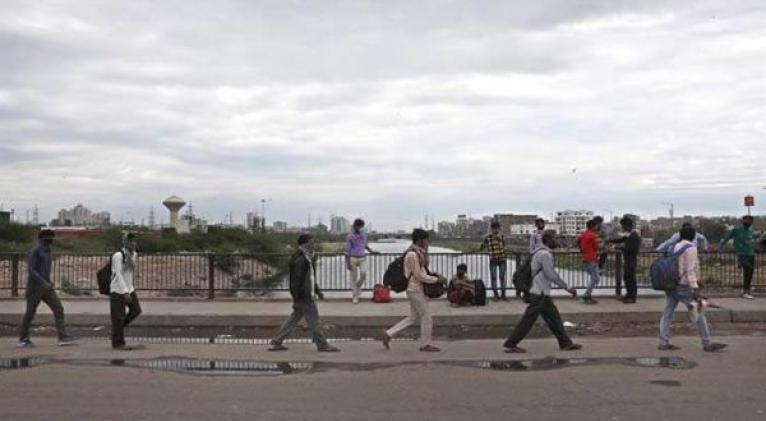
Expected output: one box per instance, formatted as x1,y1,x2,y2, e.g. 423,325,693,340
489,260,507,298
624,259,638,299
271,300,330,350
738,255,755,293
504,294,572,348
110,292,142,347
19,285,67,341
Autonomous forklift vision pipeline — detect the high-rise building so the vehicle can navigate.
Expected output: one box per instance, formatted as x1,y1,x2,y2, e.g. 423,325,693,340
272,221,288,233
330,216,351,234
246,212,264,231
555,210,594,236
437,221,456,238
494,214,538,236
51,204,110,227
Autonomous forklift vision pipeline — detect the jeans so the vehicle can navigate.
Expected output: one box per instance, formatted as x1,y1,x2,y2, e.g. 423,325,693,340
110,292,142,347
659,285,712,347
504,294,572,348
738,255,755,293
583,262,600,298
624,257,638,299
272,300,330,350
489,260,507,298
347,256,368,300
19,285,68,341
386,291,433,347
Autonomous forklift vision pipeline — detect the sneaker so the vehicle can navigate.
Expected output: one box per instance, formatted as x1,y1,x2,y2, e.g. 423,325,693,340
17,339,34,348
318,345,341,353
580,297,598,305
658,344,681,351
504,346,526,354
57,336,78,346
560,343,583,351
419,344,441,352
380,330,391,350
620,297,637,304
268,340,288,352
742,293,754,300
703,343,727,352
352,297,359,304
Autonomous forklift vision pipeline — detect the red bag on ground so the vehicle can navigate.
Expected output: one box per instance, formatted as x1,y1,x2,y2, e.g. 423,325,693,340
373,284,391,303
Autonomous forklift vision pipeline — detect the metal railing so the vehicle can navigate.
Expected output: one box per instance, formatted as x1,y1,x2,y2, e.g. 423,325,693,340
0,251,762,298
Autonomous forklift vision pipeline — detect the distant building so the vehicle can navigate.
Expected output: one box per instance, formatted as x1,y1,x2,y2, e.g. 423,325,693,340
494,214,538,236
555,210,594,236
330,216,351,234
470,219,489,237
455,215,470,237
272,221,288,233
437,221,456,238
246,212,264,231
51,204,110,227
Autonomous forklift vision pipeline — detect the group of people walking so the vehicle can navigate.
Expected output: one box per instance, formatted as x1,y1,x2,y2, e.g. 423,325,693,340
18,230,142,350
16,214,758,355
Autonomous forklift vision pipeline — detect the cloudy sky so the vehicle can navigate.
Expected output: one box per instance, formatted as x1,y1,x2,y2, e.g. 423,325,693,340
1,1,764,230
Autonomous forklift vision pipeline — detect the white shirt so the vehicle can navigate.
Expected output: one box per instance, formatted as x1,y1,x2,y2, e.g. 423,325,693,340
110,249,137,294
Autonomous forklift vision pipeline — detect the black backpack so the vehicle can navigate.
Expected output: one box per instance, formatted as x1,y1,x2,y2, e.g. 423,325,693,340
473,279,487,306
512,250,543,296
383,250,413,293
96,251,125,295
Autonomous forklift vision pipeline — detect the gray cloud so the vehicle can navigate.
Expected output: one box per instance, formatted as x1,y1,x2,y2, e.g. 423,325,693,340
1,0,764,229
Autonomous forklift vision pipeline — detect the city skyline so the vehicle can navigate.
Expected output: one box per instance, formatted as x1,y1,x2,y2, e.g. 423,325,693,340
1,1,764,231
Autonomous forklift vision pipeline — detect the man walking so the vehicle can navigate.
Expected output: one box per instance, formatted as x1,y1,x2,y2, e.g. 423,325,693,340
480,221,509,301
607,216,642,304
578,219,600,304
18,229,77,347
719,215,756,299
657,222,709,254
345,218,378,304
659,225,727,352
110,233,143,351
381,229,447,352
504,231,581,353
528,218,545,253
270,234,339,352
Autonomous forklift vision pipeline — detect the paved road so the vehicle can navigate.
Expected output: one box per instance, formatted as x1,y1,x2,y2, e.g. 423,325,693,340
1,335,765,421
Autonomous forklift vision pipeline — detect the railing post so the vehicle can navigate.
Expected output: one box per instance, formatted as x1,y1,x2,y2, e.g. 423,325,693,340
207,253,216,300
11,254,20,298
614,252,623,296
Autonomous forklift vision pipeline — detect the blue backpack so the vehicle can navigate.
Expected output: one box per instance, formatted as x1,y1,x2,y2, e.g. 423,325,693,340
648,244,693,291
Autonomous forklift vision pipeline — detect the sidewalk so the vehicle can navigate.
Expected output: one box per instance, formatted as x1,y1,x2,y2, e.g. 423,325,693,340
1,295,764,329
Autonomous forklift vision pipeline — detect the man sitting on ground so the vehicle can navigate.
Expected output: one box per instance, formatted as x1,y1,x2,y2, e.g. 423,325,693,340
448,264,475,307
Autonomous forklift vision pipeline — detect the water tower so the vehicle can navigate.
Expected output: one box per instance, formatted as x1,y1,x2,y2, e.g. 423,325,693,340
162,195,186,231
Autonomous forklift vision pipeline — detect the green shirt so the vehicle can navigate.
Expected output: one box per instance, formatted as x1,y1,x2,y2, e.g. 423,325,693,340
719,226,754,256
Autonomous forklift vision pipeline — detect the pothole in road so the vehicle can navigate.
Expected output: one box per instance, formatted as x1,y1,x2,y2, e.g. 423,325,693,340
0,356,697,377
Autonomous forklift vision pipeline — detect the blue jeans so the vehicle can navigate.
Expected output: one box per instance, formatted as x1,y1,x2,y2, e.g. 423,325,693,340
489,260,507,298
583,262,600,298
659,285,712,347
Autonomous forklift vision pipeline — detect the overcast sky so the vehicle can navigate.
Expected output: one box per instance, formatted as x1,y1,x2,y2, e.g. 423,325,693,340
1,1,764,230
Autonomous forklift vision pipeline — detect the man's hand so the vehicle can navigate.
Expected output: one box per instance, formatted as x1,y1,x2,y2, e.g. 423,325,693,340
437,275,448,285
123,293,133,304
42,282,54,291
567,287,578,297
317,291,325,300
692,288,701,299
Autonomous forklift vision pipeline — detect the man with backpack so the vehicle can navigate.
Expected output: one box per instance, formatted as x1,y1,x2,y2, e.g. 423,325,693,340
578,219,601,304
719,215,756,300
607,216,642,304
18,229,78,348
110,233,143,350
381,229,447,352
659,226,727,352
479,221,509,301
504,230,581,353
270,234,339,352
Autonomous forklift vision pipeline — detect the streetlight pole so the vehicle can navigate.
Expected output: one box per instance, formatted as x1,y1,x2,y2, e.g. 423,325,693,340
660,202,674,228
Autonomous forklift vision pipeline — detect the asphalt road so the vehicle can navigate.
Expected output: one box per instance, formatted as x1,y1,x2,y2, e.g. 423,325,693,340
1,335,765,421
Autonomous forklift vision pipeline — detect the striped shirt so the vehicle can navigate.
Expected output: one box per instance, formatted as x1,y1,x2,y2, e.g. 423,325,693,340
481,234,507,261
